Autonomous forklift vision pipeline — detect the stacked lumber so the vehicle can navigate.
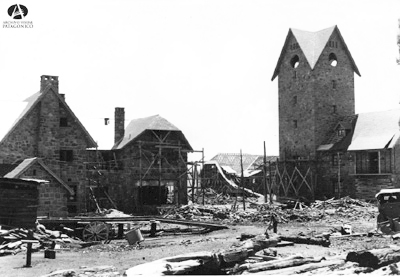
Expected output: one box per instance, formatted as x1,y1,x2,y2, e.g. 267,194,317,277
124,233,333,276
0,226,80,256
125,241,400,276
0,228,37,256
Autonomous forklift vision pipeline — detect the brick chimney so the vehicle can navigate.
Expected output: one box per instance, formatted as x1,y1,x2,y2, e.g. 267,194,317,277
40,75,59,93
114,107,125,144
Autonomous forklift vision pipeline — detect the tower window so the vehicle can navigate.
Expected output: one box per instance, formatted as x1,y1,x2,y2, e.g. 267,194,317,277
332,105,337,113
290,55,300,68
60,150,73,162
329,53,338,67
332,80,337,89
293,96,297,105
293,120,298,128
60,117,68,127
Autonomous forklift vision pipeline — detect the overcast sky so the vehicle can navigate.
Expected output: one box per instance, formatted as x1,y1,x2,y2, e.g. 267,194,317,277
0,0,399,161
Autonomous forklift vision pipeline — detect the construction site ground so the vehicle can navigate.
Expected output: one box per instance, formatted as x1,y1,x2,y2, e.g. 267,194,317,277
0,208,385,277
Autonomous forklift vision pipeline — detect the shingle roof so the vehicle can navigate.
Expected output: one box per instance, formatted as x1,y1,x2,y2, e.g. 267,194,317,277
318,110,400,152
0,85,97,148
271,25,361,81
318,115,358,151
113,114,192,150
348,109,400,151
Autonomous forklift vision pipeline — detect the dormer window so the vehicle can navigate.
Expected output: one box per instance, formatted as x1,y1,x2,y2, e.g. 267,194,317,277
337,129,346,137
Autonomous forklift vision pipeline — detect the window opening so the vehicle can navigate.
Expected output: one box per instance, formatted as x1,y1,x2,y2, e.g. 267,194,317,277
356,150,391,174
60,150,73,162
60,117,68,127
290,55,300,68
329,53,338,67
293,120,298,128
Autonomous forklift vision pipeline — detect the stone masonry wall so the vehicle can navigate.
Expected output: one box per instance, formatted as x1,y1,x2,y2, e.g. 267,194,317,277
0,85,92,215
278,34,315,160
278,29,355,160
312,32,355,158
0,103,40,163
21,163,68,217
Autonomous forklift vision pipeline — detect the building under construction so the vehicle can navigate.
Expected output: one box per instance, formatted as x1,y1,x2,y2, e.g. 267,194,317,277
86,110,194,214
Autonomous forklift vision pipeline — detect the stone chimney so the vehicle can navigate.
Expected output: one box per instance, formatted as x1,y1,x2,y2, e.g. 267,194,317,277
114,107,125,144
40,75,59,93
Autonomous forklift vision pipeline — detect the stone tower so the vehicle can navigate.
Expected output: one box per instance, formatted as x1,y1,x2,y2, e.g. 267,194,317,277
272,26,360,161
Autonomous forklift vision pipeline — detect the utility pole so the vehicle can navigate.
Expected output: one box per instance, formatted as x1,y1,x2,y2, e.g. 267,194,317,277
240,150,246,210
337,152,341,198
263,142,268,204
397,19,400,64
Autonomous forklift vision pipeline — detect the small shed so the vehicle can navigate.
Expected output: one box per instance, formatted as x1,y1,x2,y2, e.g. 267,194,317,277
0,178,45,228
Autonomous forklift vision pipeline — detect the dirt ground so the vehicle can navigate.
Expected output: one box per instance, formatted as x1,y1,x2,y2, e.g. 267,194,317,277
0,215,391,277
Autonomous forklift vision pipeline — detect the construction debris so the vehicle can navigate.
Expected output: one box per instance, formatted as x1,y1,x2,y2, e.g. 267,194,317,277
0,225,82,257
160,196,377,226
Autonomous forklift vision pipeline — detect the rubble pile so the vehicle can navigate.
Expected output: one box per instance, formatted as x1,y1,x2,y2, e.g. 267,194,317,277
193,188,260,205
161,196,378,225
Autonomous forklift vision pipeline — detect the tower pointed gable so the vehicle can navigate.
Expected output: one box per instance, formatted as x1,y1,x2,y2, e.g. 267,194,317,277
272,25,360,80
291,26,335,70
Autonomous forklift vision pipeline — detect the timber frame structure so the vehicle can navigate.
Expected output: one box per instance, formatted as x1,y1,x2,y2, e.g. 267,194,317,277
86,114,196,214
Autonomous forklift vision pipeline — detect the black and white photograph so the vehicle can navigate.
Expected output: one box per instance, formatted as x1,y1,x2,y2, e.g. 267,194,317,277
1,0,400,276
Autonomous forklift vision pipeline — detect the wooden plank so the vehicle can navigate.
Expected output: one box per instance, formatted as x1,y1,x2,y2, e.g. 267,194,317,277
39,216,229,230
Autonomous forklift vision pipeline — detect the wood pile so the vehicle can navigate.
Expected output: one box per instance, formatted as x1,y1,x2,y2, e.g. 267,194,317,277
39,265,121,277
0,226,81,256
125,230,400,276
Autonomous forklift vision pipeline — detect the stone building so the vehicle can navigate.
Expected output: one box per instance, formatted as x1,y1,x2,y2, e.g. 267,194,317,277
272,25,400,200
0,75,97,217
272,25,360,161
86,111,192,214
0,75,194,216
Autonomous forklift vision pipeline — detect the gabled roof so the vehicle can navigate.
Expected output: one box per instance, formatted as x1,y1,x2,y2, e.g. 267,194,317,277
348,109,400,151
4,157,74,195
317,115,358,152
0,84,97,148
318,110,400,152
113,114,192,150
271,25,361,81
